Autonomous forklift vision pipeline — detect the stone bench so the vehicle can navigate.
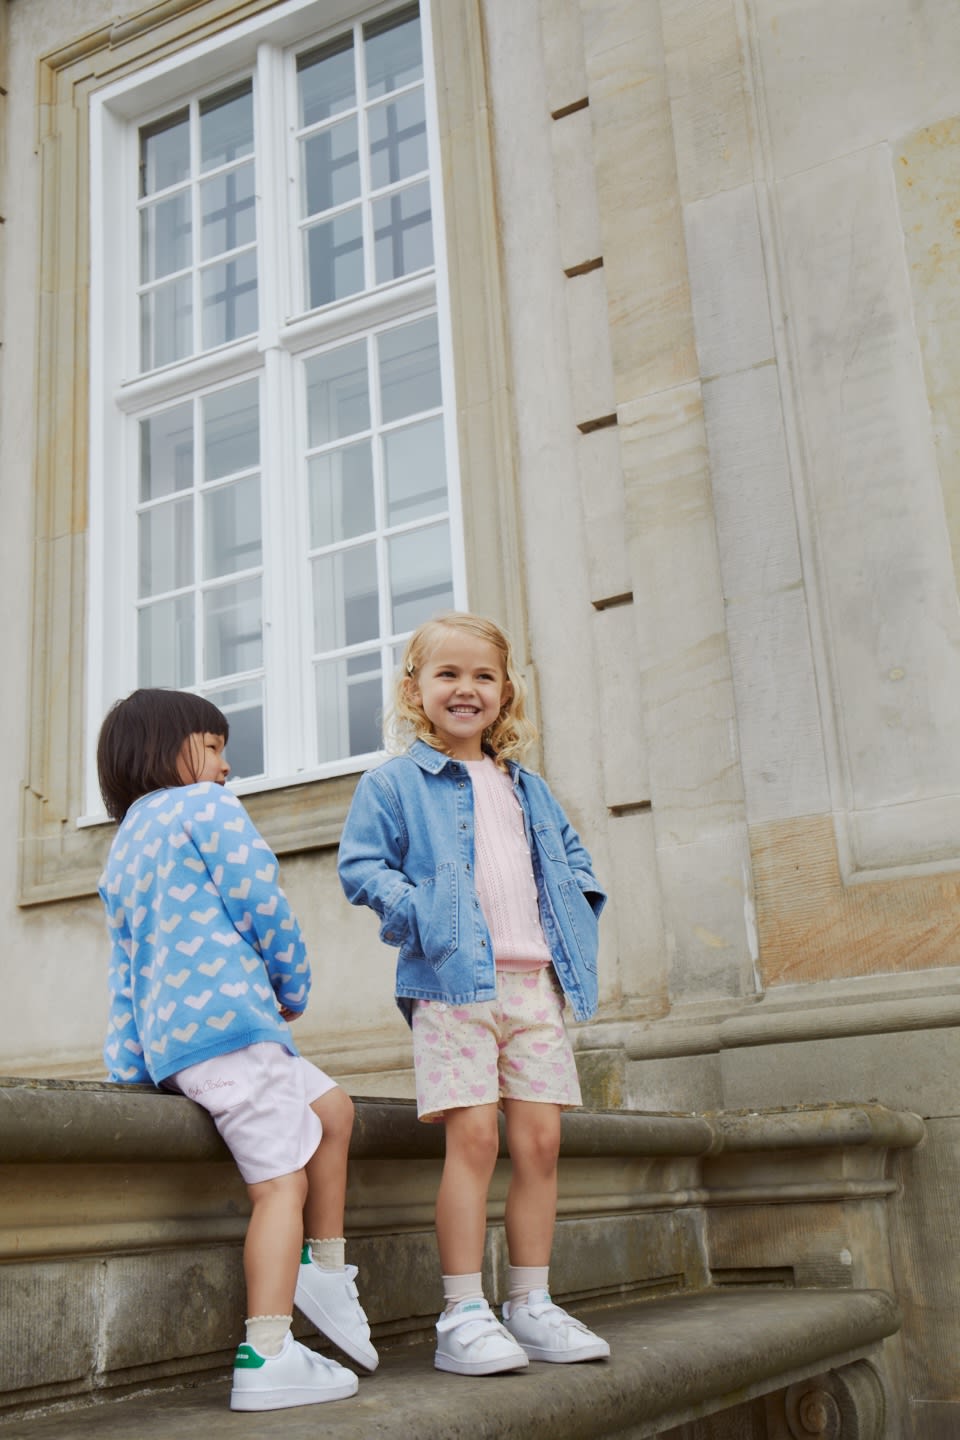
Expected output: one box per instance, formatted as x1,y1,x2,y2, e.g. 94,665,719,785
0,1078,922,1436
0,1288,898,1439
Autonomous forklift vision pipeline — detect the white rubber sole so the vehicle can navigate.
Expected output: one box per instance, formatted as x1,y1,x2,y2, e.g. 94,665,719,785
434,1348,529,1376
230,1373,358,1410
515,1340,610,1363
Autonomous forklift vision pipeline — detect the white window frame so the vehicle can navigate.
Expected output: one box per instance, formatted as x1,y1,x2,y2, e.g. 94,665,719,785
85,0,465,816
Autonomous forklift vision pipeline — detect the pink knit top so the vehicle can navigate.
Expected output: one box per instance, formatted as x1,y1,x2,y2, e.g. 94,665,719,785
464,757,551,971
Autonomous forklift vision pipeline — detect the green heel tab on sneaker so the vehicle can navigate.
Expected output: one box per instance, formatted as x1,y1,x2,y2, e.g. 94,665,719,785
300,1243,311,1264
234,1344,267,1369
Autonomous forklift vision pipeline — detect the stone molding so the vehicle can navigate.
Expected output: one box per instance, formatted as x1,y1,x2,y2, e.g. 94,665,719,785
780,1358,886,1439
576,965,960,1060
20,0,526,905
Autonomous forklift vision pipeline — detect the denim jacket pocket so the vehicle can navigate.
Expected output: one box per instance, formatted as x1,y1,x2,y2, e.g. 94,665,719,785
532,823,567,863
407,861,459,968
558,877,599,974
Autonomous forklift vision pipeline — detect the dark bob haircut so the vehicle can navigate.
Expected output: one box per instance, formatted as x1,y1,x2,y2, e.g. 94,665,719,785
97,688,229,822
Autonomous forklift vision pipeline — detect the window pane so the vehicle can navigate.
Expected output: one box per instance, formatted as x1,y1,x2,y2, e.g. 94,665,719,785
302,118,361,217
308,441,374,547
369,90,427,189
388,522,452,632
140,110,189,196
200,82,254,172
378,315,440,422
201,250,258,348
364,6,423,99
138,595,195,687
204,381,259,481
384,416,446,525
315,652,382,761
140,403,193,502
305,342,369,446
305,208,364,309
204,577,262,678
298,35,356,127
201,162,256,259
140,193,191,282
312,543,378,650
212,681,264,779
139,498,194,597
140,276,192,371
204,476,261,578
373,181,432,285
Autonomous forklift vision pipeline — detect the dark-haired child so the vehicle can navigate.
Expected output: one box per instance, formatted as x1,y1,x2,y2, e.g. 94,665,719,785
97,688,376,1412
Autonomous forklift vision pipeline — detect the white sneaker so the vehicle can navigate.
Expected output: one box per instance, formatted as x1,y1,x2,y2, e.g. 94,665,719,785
502,1290,611,1363
229,1333,358,1410
435,1298,530,1376
294,1252,379,1371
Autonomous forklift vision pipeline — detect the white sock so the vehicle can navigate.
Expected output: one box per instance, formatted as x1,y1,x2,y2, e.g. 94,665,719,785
508,1265,549,1305
442,1272,485,1312
245,1315,291,1357
308,1236,346,1270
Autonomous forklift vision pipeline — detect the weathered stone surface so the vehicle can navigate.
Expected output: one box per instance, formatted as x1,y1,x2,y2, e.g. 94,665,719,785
0,1291,900,1439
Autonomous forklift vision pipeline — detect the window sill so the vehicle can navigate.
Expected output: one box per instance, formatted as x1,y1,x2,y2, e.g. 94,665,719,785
19,770,363,906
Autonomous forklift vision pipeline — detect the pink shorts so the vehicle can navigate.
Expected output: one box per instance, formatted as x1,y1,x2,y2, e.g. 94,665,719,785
170,1042,337,1184
411,965,582,1123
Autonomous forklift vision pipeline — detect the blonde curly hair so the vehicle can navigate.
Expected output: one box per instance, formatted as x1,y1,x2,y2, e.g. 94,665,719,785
385,611,537,768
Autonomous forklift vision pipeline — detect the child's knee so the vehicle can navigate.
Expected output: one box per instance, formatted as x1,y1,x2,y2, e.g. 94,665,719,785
312,1085,354,1139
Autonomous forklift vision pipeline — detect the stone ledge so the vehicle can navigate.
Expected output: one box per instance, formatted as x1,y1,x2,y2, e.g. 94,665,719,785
0,1077,920,1164
0,1289,899,1440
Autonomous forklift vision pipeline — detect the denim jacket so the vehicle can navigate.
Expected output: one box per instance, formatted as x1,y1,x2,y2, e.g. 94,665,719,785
338,740,606,1025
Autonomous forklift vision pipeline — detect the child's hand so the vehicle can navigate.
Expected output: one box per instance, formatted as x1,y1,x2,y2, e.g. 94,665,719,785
278,1005,301,1022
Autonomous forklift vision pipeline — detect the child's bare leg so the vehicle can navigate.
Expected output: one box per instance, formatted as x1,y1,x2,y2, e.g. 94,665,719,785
303,1087,355,1239
436,1103,500,1274
502,1100,562,1266
244,1169,308,1315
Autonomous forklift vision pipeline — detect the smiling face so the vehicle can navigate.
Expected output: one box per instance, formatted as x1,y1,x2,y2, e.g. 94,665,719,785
411,629,511,760
176,731,230,786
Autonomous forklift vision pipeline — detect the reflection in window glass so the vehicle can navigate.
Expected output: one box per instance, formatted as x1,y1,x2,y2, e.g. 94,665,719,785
364,5,423,99
305,208,364,310
303,119,361,217
204,576,262,679
215,680,264,778
140,403,193,502
308,442,375,547
140,193,191,283
204,476,262,579
139,500,194,597
202,251,258,348
140,276,192,371
138,595,195,688
312,544,379,651
368,91,427,189
384,415,446,525
200,83,254,172
388,522,453,633
306,342,369,446
201,164,256,259
298,35,355,127
378,314,441,422
373,181,432,284
204,381,259,480
140,110,189,196
315,652,382,761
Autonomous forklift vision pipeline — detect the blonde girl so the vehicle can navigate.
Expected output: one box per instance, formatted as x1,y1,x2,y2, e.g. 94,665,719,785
338,613,610,1376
